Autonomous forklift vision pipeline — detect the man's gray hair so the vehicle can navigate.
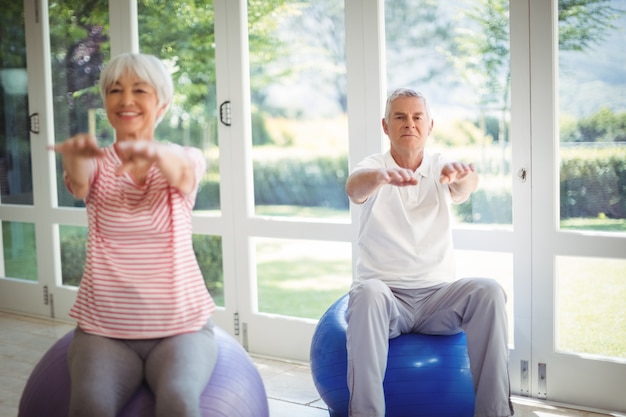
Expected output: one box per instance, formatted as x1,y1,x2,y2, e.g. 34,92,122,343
384,88,431,121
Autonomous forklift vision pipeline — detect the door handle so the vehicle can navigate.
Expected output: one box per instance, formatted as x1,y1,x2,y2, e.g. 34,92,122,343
219,101,231,126
518,167,528,183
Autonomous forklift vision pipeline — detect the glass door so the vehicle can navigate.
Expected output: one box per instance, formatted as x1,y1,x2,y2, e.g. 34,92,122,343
0,0,49,317
47,0,235,334
384,0,532,397
45,0,111,320
530,0,626,411
135,0,231,330
235,0,353,360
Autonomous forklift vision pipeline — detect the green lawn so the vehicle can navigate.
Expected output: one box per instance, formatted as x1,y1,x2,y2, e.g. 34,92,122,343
557,257,626,359
561,217,626,232
255,237,352,320
1,222,38,281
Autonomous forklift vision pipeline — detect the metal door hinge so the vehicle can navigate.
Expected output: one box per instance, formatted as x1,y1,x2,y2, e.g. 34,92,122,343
234,312,240,336
50,293,55,319
242,322,248,352
538,362,547,399
520,360,530,396
43,285,55,318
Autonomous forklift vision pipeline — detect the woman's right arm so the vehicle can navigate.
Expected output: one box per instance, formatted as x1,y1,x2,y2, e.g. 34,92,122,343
49,134,103,199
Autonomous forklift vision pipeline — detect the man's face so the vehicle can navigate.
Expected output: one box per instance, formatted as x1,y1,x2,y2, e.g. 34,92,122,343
382,96,433,153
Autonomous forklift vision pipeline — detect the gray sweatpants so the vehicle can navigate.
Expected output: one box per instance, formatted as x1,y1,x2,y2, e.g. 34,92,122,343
67,319,217,417
346,278,514,417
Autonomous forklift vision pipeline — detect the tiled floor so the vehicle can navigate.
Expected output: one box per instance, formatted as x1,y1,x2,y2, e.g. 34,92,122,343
0,311,618,417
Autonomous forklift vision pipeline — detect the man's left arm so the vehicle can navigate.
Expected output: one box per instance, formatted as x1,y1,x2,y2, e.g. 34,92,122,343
440,162,479,203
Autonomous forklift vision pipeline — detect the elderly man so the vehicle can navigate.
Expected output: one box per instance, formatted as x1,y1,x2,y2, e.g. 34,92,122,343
345,88,513,417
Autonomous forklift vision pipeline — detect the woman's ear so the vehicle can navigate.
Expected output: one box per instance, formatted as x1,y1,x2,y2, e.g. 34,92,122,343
157,102,170,119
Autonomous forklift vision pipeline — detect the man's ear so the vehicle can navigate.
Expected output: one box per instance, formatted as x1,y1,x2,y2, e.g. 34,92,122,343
382,117,389,135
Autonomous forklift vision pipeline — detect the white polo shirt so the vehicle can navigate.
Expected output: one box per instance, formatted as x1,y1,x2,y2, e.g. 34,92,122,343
353,150,457,289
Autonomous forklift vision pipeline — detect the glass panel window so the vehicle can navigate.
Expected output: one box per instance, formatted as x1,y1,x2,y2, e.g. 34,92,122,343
137,1,223,303
138,0,220,214
1,221,37,281
193,234,224,307
49,0,110,208
455,250,514,345
556,256,626,360
59,225,87,287
558,0,626,234
255,238,352,319
385,0,512,228
248,0,349,219
0,3,33,205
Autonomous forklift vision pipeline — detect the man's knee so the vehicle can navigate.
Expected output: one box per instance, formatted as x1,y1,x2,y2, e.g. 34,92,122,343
349,279,390,303
465,277,507,304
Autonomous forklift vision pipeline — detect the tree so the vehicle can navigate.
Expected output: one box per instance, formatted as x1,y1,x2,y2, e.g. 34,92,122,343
283,0,347,113
449,0,624,150
559,0,623,52
384,0,456,89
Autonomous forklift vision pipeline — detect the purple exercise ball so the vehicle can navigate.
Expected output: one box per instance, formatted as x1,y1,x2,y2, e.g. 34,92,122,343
18,326,268,417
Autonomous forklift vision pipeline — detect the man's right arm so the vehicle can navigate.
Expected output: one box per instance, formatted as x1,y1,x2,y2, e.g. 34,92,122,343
345,168,418,205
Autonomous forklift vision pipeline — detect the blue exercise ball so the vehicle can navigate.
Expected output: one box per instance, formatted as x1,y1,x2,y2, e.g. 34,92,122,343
310,294,475,417
18,326,269,417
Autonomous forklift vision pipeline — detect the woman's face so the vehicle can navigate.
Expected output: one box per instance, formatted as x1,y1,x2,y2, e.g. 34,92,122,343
104,71,167,141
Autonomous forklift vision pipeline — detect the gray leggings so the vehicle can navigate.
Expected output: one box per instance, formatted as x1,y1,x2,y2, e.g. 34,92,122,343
67,320,217,417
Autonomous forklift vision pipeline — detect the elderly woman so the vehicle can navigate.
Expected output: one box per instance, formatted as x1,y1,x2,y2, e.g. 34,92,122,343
50,53,217,417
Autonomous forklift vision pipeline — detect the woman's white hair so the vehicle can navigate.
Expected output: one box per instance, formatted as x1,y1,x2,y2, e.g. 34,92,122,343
99,52,174,120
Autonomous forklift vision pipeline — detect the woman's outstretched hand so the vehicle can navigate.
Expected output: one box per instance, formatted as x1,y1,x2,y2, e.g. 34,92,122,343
48,134,104,159
113,140,159,176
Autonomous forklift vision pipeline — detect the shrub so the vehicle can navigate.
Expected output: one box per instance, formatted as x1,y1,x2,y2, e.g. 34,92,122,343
455,185,512,224
60,232,86,287
192,234,224,304
253,154,349,209
560,153,626,218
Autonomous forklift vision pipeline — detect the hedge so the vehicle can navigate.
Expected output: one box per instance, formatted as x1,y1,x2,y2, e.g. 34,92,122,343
560,154,626,219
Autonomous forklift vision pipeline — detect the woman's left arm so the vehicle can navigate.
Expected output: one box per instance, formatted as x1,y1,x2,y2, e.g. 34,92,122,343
116,141,199,195
154,143,198,195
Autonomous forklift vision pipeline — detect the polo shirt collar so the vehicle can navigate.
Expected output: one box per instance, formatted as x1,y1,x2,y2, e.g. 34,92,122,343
384,150,433,178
